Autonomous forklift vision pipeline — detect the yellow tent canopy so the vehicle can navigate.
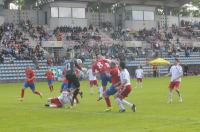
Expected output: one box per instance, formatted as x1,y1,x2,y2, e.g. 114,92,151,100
149,58,170,65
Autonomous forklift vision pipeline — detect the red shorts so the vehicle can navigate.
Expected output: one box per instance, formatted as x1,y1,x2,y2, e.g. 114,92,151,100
137,78,143,82
118,85,132,99
50,98,62,107
169,81,180,89
89,80,98,87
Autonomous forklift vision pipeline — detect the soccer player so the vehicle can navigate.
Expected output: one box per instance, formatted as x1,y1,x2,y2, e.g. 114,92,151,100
166,58,183,103
45,89,72,108
65,59,83,106
92,55,112,111
45,69,54,92
60,65,69,93
115,62,136,112
87,66,98,94
102,61,121,111
135,65,144,88
19,67,42,101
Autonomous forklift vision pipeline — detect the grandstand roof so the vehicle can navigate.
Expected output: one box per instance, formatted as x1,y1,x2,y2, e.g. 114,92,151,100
6,0,191,8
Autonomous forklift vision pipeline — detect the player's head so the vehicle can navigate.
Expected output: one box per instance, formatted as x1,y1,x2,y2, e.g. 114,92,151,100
110,60,117,68
138,65,142,69
92,59,96,64
174,58,180,65
26,66,32,71
76,59,83,65
120,61,126,69
97,55,104,60
75,59,83,70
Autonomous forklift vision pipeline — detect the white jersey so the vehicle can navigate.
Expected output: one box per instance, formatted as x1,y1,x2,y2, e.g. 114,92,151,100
135,69,143,78
169,65,183,82
58,91,72,105
120,69,131,86
87,69,97,81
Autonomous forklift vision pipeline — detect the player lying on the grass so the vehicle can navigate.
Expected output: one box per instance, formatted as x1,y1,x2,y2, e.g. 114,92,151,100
45,89,73,108
135,65,144,88
92,55,113,111
19,67,42,101
115,61,136,112
87,64,98,94
165,58,183,103
45,69,54,92
100,60,121,112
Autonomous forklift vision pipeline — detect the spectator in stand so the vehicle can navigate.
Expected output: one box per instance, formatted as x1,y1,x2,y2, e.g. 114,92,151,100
152,65,158,77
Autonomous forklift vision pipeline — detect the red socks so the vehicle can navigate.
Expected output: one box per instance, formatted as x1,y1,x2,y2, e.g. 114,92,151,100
104,97,112,107
103,86,112,107
34,91,41,96
21,89,25,98
49,85,54,92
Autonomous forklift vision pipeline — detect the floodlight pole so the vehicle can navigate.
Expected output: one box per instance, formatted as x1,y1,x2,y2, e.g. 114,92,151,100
97,0,101,28
164,6,168,30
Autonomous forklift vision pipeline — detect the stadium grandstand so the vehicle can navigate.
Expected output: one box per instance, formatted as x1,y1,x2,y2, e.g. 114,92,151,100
0,0,200,82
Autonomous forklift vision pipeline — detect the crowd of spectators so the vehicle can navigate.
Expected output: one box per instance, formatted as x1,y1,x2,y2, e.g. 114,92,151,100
106,23,200,59
0,22,45,64
53,24,101,41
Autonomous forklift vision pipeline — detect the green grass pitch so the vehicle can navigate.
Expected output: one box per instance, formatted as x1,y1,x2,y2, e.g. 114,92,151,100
0,77,200,132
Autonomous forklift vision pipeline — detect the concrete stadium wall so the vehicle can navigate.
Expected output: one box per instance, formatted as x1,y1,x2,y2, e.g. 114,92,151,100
124,20,156,30
124,6,156,30
39,2,88,29
86,12,115,27
0,0,3,5
0,16,4,25
3,9,37,25
3,6,200,30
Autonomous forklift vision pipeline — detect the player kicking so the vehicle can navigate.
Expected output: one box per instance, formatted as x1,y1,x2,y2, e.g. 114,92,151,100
92,55,112,111
45,89,73,108
65,59,83,106
135,66,143,88
45,69,54,92
166,58,183,103
87,65,98,94
101,61,121,112
115,62,136,113
19,67,42,101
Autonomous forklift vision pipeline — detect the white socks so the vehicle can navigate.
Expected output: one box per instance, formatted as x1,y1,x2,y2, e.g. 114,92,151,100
115,98,125,110
98,86,103,98
122,99,133,108
136,82,142,88
49,104,58,108
168,90,173,103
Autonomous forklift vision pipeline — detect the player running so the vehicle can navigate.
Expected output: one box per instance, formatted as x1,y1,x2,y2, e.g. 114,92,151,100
166,58,183,103
19,67,42,101
45,69,54,92
101,60,121,112
135,66,144,88
87,65,98,94
115,62,136,112
92,55,112,111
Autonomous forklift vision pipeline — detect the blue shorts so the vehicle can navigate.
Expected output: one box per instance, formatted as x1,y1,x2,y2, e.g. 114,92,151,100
68,83,76,89
61,82,68,90
105,85,117,96
100,73,111,87
48,80,54,85
24,82,35,91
